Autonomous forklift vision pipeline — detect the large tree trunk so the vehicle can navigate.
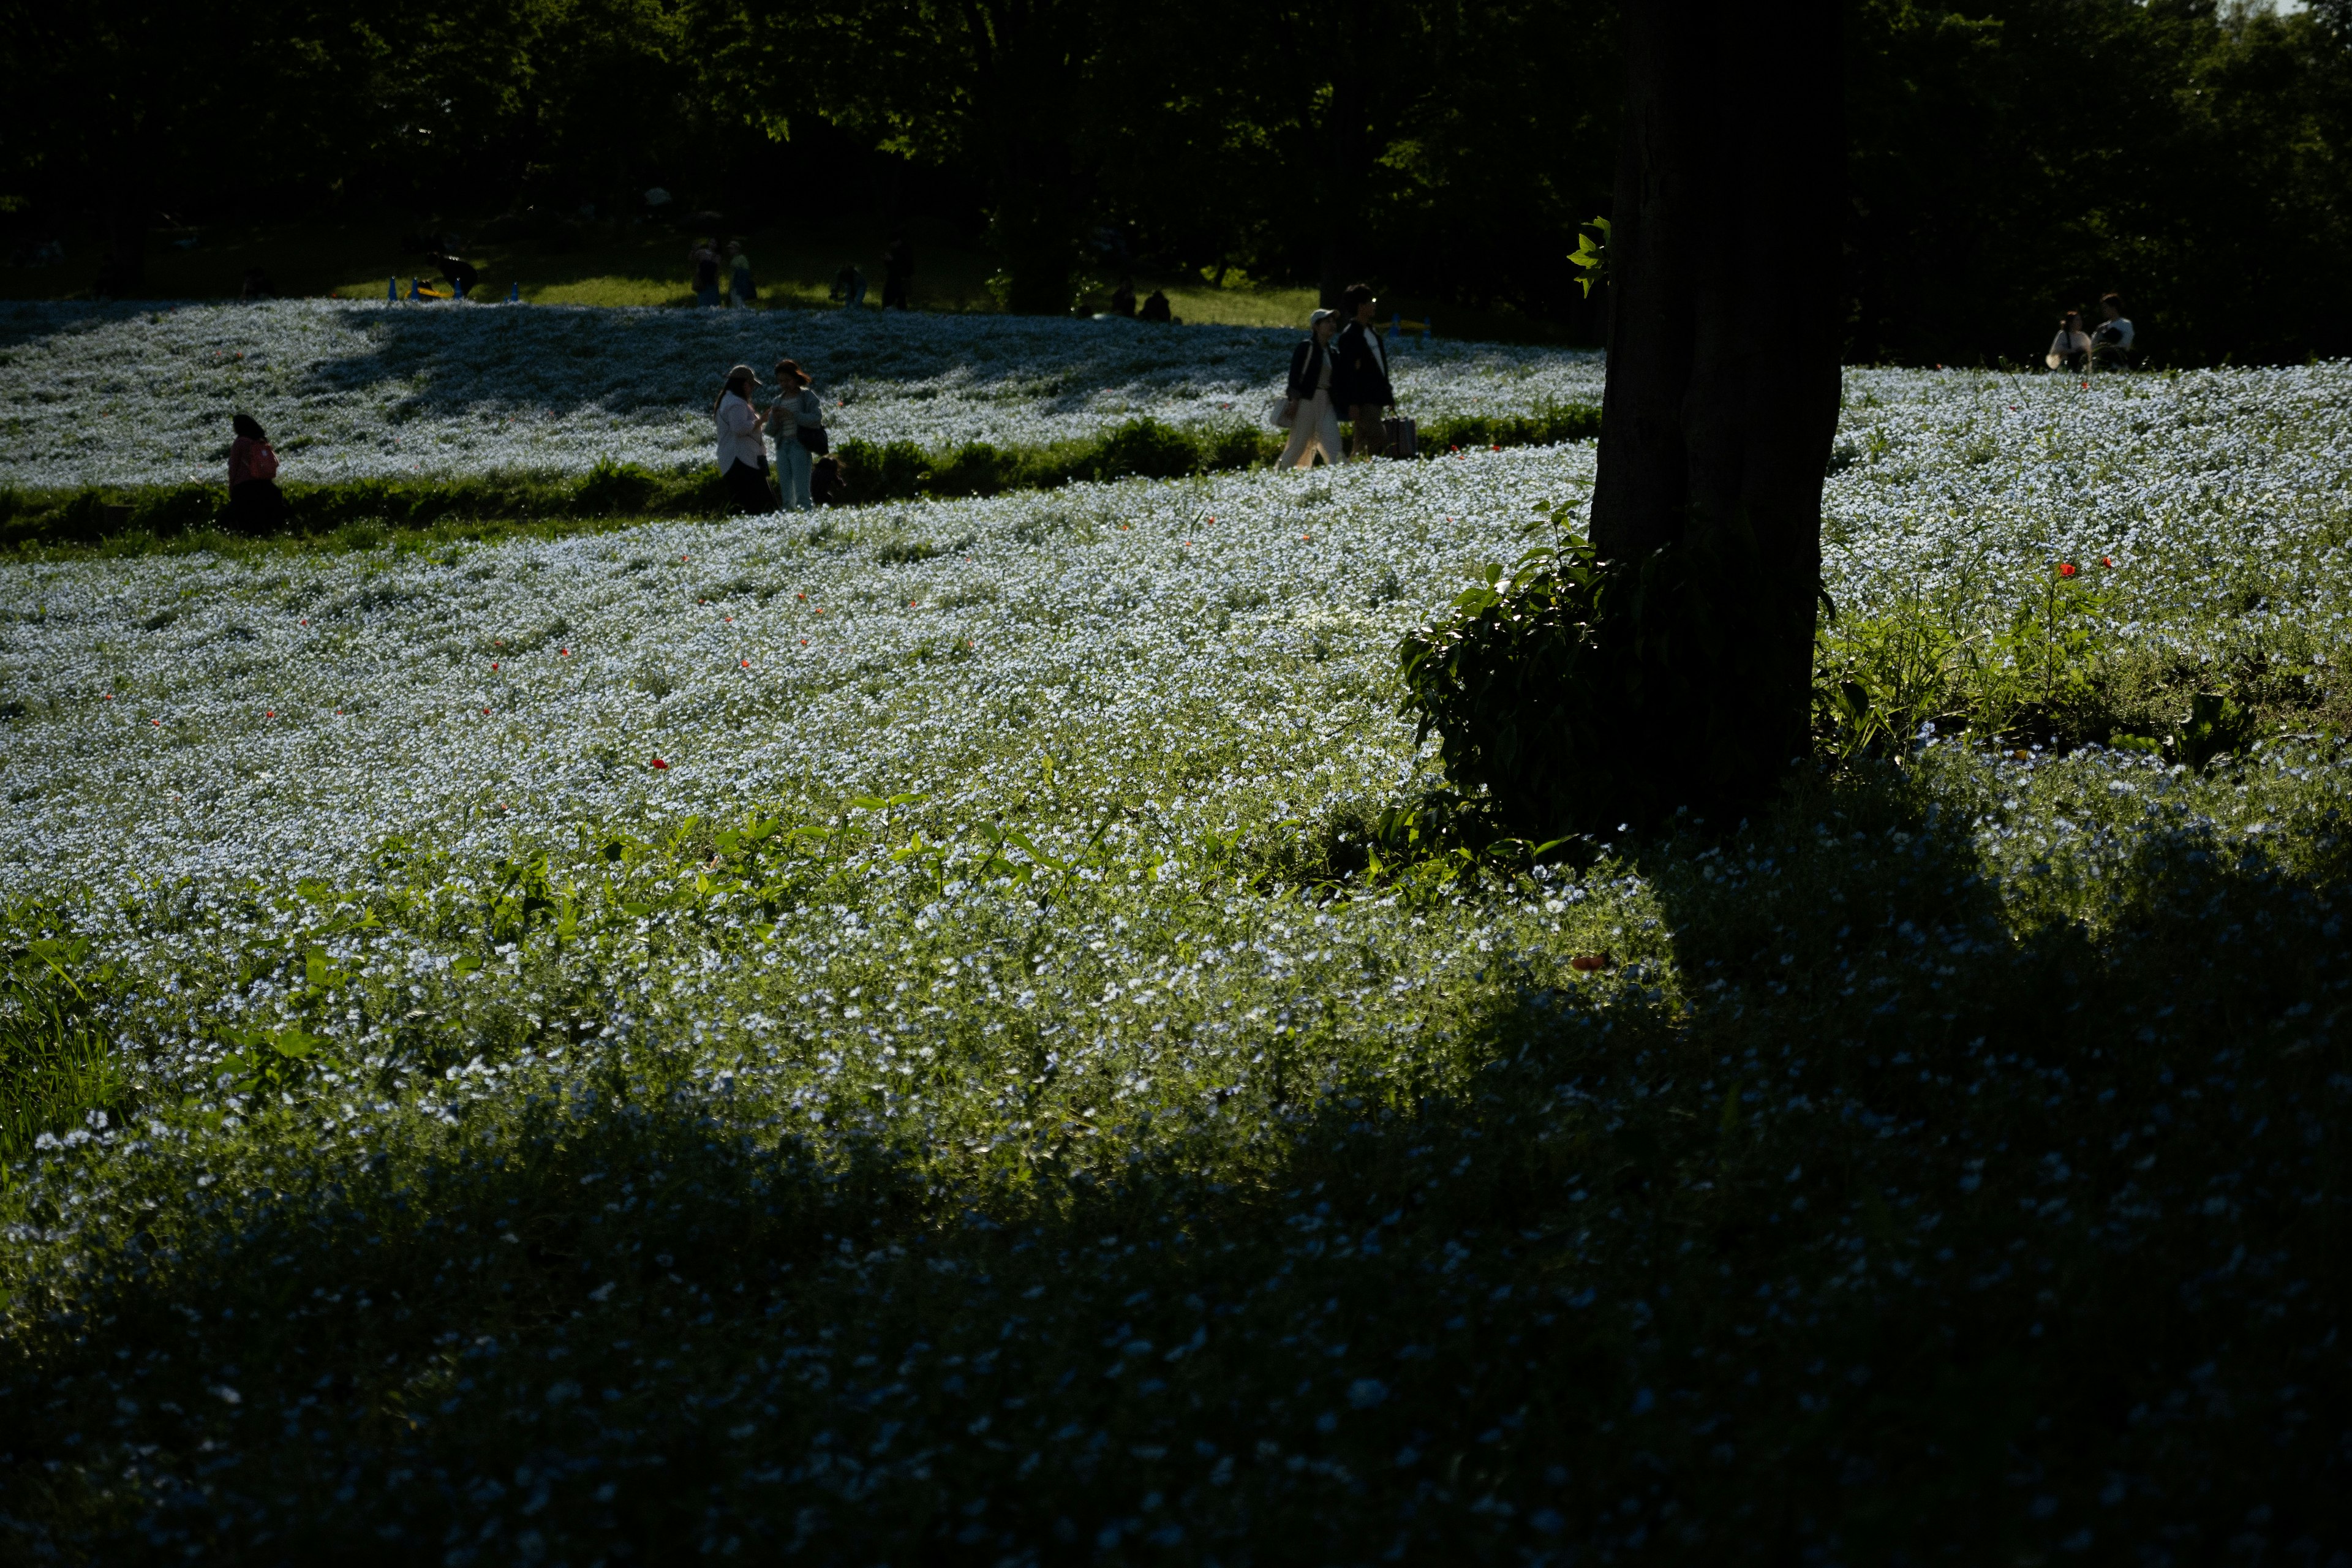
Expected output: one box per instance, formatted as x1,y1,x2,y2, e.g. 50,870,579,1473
1588,0,1845,818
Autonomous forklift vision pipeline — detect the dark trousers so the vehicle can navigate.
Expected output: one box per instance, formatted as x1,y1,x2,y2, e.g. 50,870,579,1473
723,458,775,514
882,274,911,309
225,478,289,532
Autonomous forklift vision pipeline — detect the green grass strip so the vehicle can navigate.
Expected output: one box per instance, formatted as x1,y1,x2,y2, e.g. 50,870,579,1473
0,406,1601,557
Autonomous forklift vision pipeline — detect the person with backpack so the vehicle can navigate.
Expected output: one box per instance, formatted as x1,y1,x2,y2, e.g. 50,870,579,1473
768,358,826,512
715,364,775,513
1278,308,1343,468
1329,282,1395,458
225,414,290,532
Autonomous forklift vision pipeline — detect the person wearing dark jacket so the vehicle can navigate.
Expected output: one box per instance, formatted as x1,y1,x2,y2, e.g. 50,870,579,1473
225,414,290,532
1278,308,1343,467
1328,282,1394,458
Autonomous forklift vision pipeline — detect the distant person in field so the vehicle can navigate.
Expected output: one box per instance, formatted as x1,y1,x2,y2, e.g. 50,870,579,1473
2046,309,2091,372
239,266,273,300
1330,282,1395,458
1280,308,1344,469
727,241,756,308
690,240,723,307
768,358,826,513
714,364,775,513
225,414,289,531
2091,293,2135,369
1110,277,1137,318
1138,288,1172,323
832,262,867,307
881,236,913,309
812,452,848,505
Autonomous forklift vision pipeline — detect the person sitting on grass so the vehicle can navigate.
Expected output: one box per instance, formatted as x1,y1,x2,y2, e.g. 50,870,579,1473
225,414,289,532
2091,293,2135,369
1138,288,1172,323
2046,309,2091,372
714,365,775,513
690,240,723,308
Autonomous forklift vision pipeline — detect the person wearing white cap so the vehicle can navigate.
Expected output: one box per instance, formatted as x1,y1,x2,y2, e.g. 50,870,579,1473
1278,307,1344,469
714,364,775,513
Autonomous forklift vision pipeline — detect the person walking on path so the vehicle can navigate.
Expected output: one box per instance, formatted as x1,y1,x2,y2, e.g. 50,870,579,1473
715,365,775,513
225,414,290,532
1279,308,1344,468
690,239,724,307
881,235,913,309
768,359,826,512
2046,309,2091,372
1330,282,1395,458
726,242,757,308
2091,293,2135,369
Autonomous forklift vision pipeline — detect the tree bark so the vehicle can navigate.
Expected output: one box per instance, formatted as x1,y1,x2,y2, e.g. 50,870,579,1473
1588,0,1845,816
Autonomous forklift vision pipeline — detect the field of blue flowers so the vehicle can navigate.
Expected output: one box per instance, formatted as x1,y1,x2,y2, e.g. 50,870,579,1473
1,341,2348,1562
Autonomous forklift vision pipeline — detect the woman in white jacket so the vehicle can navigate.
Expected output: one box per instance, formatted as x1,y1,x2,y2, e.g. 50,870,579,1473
714,364,774,513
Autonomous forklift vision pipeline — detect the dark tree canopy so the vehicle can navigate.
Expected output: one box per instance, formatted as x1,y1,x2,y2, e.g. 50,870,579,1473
2,0,2347,360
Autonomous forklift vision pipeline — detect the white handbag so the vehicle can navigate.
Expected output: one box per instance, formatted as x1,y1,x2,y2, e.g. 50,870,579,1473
1263,396,1296,431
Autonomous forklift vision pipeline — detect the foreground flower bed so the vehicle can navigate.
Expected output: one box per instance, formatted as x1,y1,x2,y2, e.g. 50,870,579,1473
0,363,2348,1559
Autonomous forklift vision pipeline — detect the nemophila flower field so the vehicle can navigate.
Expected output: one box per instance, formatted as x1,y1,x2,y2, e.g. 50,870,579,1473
0,301,1604,490
1,359,2349,1561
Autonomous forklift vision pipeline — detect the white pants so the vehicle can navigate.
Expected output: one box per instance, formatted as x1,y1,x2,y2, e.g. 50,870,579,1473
1280,390,1343,468
776,439,813,511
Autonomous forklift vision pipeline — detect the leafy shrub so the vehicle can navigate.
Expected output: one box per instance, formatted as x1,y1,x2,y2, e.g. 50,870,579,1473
1092,418,1200,480
1397,506,1812,838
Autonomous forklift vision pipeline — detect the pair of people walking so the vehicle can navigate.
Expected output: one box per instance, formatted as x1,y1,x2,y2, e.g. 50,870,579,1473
1280,282,1397,468
715,360,828,513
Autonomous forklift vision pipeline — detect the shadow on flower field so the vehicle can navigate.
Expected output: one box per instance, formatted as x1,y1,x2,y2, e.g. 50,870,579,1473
3,753,2346,1562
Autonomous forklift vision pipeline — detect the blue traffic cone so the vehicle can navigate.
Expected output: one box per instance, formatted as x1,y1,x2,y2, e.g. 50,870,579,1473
387,276,398,303
508,281,519,304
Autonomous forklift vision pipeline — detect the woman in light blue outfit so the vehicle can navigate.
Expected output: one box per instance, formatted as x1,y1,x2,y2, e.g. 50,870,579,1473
769,358,825,511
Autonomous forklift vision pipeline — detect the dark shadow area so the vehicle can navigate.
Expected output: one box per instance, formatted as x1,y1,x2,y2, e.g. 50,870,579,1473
6,761,2345,1562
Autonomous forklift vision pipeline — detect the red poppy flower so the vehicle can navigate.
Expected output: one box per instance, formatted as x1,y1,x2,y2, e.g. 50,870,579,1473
491,662,499,670
797,592,805,600
739,658,749,668
1490,444,1500,451
2101,556,2114,568
102,694,111,701
482,707,491,715
1302,534,1312,542
650,757,669,770
301,619,309,626
560,648,570,656
151,718,160,726
801,638,809,645
2059,562,2078,578
265,710,274,718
